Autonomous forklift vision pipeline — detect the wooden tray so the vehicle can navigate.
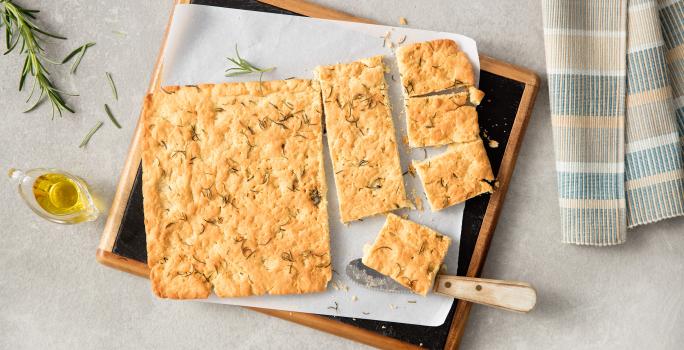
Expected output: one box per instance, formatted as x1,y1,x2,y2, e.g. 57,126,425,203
96,1,539,348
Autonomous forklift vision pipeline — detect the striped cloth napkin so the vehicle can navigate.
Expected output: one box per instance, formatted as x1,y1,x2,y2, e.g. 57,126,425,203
542,0,684,245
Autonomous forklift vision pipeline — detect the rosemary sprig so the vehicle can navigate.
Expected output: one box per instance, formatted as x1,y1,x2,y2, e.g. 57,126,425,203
104,104,121,128
225,44,275,84
105,72,117,100
1,0,74,118
79,121,103,148
61,41,94,74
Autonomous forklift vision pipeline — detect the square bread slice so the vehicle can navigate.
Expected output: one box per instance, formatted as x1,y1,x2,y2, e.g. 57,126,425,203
405,92,480,147
362,213,451,296
315,56,412,223
396,39,475,97
141,80,331,299
413,139,494,211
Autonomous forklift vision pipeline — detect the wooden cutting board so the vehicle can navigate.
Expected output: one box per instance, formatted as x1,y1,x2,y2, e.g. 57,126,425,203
96,1,540,349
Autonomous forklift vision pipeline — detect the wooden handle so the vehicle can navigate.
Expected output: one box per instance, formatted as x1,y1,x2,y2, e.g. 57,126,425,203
433,275,537,313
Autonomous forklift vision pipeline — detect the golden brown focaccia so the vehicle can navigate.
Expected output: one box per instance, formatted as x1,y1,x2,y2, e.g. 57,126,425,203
396,39,475,97
362,213,451,296
405,92,480,147
413,139,494,211
315,56,411,223
141,80,331,299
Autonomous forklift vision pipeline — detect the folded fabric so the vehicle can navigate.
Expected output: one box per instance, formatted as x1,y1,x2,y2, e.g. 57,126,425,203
542,0,684,245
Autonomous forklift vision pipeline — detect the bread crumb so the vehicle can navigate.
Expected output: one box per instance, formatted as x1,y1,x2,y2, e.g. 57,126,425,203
440,264,448,273
381,325,386,329
408,163,416,177
389,303,397,310
402,135,409,145
399,17,408,25
352,295,358,302
401,213,409,219
414,192,423,211
382,31,392,48
331,279,349,292
489,139,499,148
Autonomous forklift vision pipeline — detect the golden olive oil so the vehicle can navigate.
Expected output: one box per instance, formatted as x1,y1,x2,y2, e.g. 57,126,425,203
32,173,86,215
9,168,100,224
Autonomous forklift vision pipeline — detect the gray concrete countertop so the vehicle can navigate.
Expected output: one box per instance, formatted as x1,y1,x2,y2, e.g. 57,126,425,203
1,1,682,349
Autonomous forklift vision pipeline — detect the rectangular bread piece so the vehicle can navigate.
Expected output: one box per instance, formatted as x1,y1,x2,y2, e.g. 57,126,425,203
396,39,475,97
315,56,411,223
141,80,331,299
413,139,494,211
362,213,451,296
405,92,480,147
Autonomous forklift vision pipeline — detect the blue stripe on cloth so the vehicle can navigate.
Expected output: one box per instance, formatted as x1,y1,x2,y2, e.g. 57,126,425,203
557,172,625,199
625,143,684,179
669,59,684,98
626,48,670,93
659,2,684,49
548,74,625,116
560,207,627,245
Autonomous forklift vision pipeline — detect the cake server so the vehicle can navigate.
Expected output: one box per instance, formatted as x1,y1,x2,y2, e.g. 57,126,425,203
345,258,537,313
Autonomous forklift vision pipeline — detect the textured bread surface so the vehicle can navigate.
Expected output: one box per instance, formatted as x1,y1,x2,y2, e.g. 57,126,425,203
396,39,475,97
362,213,451,296
141,80,331,299
315,56,411,223
405,92,480,147
413,139,494,211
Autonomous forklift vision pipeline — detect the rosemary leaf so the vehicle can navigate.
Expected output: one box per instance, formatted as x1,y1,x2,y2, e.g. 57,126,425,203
106,72,117,100
104,104,121,128
23,95,45,113
69,42,95,74
79,121,104,148
61,42,94,64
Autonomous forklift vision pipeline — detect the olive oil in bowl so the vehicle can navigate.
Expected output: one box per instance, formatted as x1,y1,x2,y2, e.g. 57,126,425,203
9,168,99,224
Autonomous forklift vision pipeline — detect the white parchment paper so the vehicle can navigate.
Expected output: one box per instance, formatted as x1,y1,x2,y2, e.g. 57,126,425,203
161,4,480,326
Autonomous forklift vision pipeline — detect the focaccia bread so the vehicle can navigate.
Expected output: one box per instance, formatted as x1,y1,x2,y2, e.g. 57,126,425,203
315,56,411,223
362,213,451,296
413,139,494,211
405,92,480,147
396,39,475,97
141,80,331,299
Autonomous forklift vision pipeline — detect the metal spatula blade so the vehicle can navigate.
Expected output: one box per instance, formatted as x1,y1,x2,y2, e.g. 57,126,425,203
345,258,410,294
